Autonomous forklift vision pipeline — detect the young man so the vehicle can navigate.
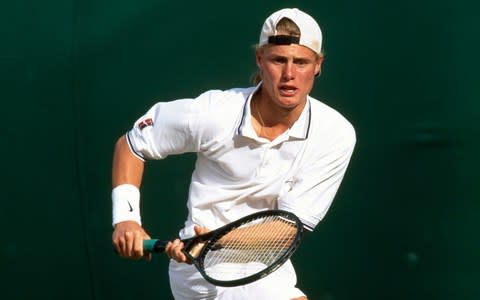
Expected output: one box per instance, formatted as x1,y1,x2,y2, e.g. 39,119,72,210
112,8,356,299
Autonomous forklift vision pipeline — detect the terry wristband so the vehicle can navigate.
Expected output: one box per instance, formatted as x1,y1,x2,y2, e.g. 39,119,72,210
112,184,142,226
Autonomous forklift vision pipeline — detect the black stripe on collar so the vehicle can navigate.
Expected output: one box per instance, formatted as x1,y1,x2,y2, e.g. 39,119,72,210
305,101,312,139
236,98,249,136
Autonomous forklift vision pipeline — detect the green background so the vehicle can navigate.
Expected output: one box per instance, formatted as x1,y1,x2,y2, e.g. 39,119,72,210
1,0,479,299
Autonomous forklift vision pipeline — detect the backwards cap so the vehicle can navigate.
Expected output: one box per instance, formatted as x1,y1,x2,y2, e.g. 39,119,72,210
259,8,322,54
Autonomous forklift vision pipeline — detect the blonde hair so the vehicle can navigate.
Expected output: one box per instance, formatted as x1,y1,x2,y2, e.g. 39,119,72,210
251,17,323,85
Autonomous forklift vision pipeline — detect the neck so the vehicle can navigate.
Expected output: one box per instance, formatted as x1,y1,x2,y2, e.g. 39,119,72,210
251,92,305,141
254,89,306,126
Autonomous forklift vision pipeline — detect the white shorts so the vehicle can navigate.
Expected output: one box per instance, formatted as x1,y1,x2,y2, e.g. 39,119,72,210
168,259,305,300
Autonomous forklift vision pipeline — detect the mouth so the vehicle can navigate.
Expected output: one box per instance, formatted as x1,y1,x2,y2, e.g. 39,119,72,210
279,85,298,96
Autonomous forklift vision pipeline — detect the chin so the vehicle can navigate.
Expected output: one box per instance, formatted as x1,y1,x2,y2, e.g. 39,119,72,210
277,97,302,108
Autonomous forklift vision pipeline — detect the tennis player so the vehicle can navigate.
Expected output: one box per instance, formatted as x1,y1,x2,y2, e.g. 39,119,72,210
112,8,356,299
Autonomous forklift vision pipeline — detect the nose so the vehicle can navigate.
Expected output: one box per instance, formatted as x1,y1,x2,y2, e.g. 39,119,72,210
282,62,295,81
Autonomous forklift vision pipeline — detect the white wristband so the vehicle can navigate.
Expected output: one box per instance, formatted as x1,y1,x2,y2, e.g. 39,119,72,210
112,184,142,226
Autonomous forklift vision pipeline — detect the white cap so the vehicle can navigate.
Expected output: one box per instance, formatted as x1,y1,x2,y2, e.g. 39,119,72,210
259,8,322,54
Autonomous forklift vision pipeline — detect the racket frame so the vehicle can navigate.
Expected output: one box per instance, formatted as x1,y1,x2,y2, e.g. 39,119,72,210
145,209,304,287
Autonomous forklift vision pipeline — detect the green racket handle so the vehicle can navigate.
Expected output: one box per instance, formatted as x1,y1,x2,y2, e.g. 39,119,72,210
143,239,166,253
114,239,164,254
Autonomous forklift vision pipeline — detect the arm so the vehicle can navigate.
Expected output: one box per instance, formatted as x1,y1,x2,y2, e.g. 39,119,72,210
112,135,143,187
111,135,151,260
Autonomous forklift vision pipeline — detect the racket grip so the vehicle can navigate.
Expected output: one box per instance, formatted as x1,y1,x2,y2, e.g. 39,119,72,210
143,239,166,253
113,239,162,255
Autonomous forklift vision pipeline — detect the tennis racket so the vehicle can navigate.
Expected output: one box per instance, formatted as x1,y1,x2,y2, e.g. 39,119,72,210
145,209,304,287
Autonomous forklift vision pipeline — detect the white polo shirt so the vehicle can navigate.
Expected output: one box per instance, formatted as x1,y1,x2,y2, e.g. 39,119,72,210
127,84,355,238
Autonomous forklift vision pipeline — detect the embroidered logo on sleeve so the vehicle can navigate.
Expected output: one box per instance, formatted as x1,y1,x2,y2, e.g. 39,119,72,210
138,118,154,130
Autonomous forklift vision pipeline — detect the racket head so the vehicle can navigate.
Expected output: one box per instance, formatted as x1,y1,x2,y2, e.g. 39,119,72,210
189,209,304,287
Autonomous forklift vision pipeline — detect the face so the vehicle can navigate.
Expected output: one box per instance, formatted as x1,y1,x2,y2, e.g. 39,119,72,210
256,44,323,110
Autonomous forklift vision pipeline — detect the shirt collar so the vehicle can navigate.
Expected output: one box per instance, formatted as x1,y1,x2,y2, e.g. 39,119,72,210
237,82,311,140
289,98,311,139
236,83,261,138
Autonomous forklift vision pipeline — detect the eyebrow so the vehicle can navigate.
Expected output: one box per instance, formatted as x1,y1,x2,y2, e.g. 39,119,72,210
268,53,314,63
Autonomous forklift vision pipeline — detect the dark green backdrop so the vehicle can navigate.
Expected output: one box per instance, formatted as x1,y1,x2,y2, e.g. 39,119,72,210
2,0,479,299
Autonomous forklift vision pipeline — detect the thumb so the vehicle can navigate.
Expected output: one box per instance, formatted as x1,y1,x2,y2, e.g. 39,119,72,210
194,224,210,236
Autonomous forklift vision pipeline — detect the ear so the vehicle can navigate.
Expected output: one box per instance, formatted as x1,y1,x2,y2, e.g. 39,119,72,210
314,55,324,76
255,47,263,69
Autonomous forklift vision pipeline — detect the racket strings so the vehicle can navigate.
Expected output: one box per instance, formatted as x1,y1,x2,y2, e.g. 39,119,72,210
228,217,273,264
252,216,295,264
203,215,298,280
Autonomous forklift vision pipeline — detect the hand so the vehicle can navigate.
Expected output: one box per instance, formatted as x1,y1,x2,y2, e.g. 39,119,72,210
112,221,152,261
165,225,210,264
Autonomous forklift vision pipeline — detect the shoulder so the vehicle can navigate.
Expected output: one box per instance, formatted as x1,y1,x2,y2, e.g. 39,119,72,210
194,87,255,107
150,87,254,121
189,87,254,123
308,96,356,145
187,87,255,141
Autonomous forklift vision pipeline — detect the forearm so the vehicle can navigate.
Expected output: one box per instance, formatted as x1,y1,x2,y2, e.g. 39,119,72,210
111,134,145,226
112,135,144,188
111,135,151,260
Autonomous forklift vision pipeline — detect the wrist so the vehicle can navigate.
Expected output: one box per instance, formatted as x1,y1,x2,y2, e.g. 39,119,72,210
112,184,141,226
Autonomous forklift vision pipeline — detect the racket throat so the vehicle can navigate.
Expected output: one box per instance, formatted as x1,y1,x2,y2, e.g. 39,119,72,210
183,238,206,259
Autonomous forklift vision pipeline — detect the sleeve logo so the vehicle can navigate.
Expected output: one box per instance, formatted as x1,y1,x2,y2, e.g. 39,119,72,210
138,118,154,130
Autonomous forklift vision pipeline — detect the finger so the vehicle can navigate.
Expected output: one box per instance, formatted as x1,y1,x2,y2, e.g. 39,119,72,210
116,236,127,256
165,239,190,263
124,231,135,257
194,225,210,236
170,239,182,255
169,239,187,263
112,234,121,255
133,231,144,258
165,241,176,259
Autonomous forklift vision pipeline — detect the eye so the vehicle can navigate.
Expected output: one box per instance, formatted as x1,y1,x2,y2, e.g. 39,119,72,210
271,56,287,64
294,59,309,66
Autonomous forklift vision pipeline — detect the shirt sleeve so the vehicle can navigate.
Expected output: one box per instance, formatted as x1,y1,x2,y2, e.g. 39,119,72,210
126,89,234,161
278,122,356,231
126,97,202,161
